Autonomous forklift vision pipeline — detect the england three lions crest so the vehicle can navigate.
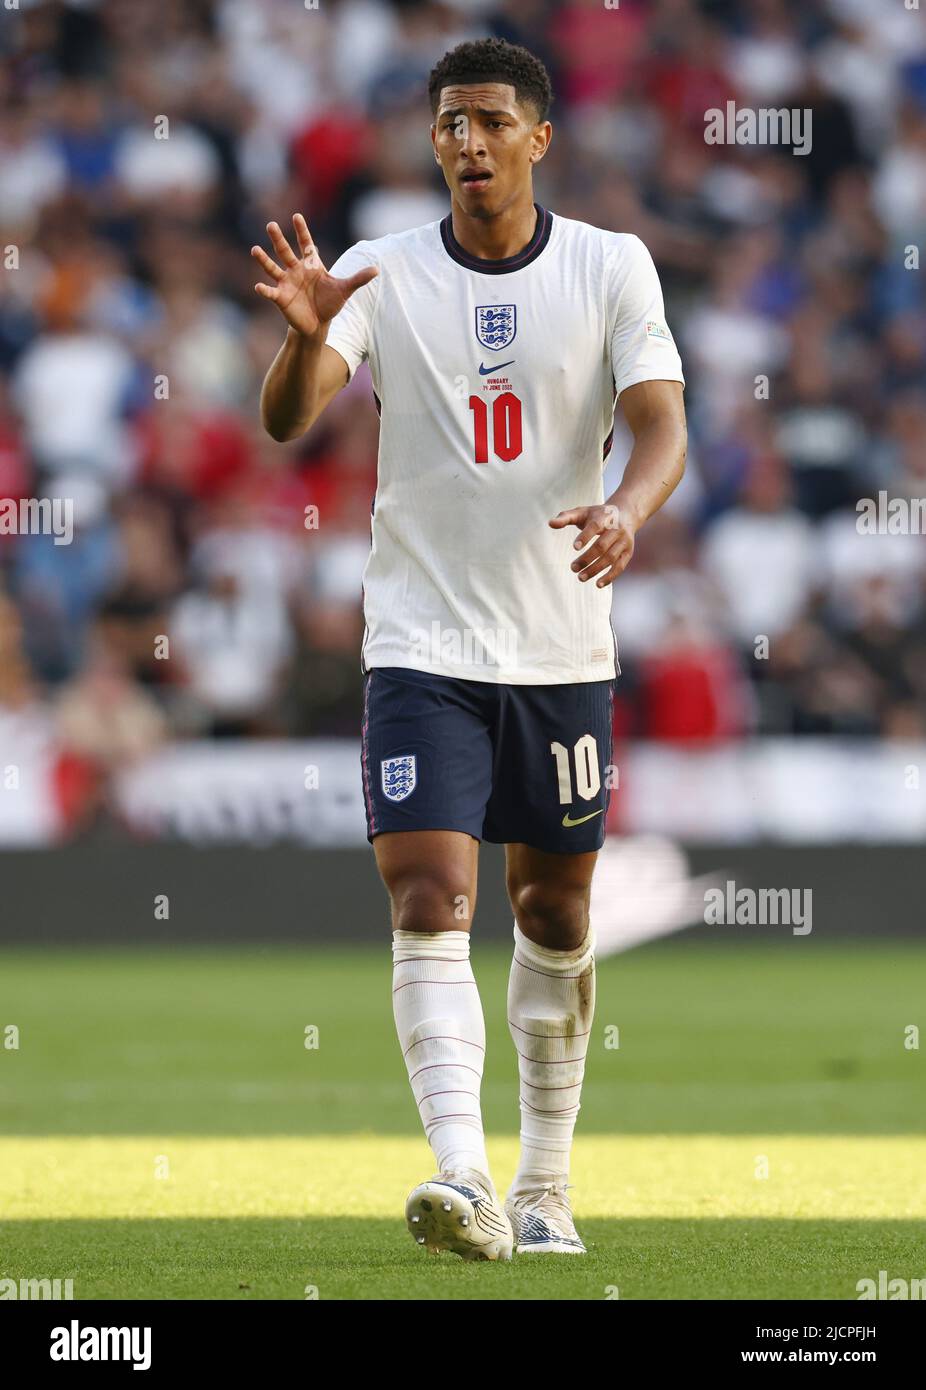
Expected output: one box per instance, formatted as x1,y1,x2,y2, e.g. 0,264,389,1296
476,304,517,351
381,754,417,802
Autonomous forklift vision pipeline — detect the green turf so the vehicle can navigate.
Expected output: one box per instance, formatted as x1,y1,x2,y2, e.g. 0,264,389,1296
1,943,924,1298
4,1215,924,1301
3,941,923,1136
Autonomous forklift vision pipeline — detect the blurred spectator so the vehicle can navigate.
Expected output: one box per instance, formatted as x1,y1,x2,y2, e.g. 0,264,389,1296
169,540,295,737
700,456,817,648
11,266,137,488
11,480,122,682
637,614,752,742
54,626,167,833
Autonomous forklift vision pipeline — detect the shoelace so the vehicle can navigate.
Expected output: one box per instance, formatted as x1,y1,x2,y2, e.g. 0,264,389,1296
517,1180,575,1222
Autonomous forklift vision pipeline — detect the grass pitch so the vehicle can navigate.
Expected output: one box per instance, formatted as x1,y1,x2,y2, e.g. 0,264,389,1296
1,942,924,1299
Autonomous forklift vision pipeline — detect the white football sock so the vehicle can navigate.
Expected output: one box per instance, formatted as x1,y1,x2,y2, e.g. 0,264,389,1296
392,929,491,1182
507,921,596,1195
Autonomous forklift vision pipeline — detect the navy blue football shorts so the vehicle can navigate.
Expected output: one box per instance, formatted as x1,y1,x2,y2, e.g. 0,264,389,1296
360,666,614,855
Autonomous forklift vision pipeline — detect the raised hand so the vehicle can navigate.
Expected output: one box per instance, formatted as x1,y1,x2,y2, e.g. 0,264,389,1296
251,214,378,339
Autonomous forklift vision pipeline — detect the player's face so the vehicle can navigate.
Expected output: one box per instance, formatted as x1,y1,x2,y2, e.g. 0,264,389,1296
431,82,550,217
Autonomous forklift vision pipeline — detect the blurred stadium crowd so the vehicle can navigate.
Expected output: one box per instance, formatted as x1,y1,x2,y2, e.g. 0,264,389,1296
2,0,926,833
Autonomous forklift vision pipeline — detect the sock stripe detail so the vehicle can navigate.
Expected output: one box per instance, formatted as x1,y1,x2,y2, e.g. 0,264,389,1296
508,1020,591,1039
518,1136,574,1151
424,1113,483,1130
419,1089,481,1103
514,1048,589,1065
392,956,469,965
520,1100,582,1117
403,1034,485,1057
409,1061,482,1081
393,978,478,995
394,940,489,1178
512,955,595,981
520,1080,584,1091
508,925,596,1194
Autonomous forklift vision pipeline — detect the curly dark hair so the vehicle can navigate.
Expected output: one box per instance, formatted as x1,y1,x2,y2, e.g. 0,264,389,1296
428,38,553,123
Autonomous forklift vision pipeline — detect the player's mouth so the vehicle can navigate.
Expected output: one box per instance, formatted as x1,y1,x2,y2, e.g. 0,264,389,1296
459,169,493,192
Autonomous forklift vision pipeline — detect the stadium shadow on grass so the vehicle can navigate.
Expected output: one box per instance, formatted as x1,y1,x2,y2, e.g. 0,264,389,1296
3,1216,923,1300
2,945,924,1137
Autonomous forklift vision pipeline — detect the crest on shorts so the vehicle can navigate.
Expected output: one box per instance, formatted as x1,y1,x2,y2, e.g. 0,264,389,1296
381,754,417,802
475,304,516,351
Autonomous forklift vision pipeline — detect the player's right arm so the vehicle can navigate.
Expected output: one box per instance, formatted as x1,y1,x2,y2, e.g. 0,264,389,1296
253,214,378,442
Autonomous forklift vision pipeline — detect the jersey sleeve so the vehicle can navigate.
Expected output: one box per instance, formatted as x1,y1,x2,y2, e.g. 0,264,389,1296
609,235,685,397
323,242,380,383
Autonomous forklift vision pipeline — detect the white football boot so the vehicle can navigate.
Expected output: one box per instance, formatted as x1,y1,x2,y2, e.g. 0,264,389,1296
405,1170,513,1261
505,1180,587,1254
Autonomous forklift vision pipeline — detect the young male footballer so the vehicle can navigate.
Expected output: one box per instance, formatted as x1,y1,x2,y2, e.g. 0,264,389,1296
255,38,686,1261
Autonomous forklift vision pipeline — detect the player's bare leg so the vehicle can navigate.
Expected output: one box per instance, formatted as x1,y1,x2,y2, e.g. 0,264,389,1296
375,829,513,1260
503,843,598,1253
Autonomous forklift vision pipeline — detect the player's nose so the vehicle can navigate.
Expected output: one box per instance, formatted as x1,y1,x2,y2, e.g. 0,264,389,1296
459,126,487,160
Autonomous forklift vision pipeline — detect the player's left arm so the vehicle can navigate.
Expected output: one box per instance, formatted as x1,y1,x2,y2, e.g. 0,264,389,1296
549,379,687,588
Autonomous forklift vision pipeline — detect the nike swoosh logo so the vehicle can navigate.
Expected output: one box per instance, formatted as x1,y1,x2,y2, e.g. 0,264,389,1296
479,360,515,375
562,809,604,828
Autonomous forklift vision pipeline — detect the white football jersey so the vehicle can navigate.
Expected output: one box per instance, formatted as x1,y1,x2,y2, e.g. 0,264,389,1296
324,205,684,684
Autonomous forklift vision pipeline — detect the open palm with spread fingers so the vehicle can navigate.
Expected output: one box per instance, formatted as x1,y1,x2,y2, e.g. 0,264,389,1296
251,214,377,338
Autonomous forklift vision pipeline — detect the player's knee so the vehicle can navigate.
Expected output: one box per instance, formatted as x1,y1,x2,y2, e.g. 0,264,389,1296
511,881,588,949
388,868,472,934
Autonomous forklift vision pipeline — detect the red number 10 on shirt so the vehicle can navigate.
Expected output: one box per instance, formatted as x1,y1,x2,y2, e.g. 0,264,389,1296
468,392,523,463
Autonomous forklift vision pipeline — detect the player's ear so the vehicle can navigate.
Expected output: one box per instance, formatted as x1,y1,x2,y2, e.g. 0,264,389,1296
529,120,552,165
